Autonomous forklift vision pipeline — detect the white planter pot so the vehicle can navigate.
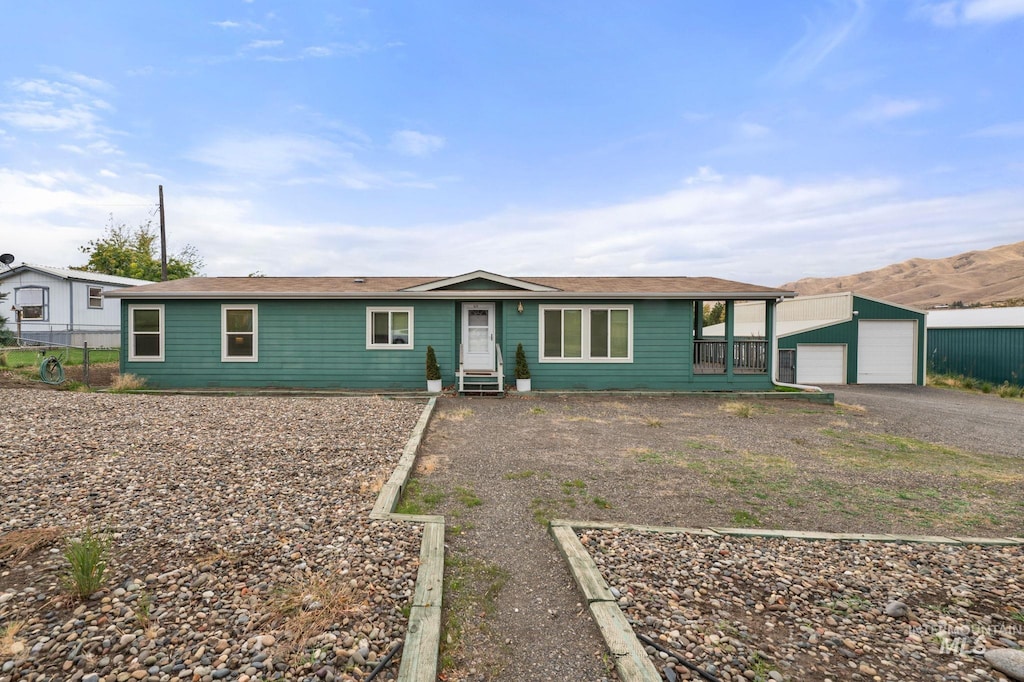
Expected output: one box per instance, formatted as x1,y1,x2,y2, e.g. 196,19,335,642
516,378,531,393
427,379,443,393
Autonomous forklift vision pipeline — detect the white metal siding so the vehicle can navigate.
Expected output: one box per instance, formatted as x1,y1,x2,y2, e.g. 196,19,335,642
857,320,915,384
796,344,846,384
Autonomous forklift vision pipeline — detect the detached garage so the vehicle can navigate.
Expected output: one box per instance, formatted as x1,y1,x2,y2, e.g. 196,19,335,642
714,293,926,385
928,308,1024,386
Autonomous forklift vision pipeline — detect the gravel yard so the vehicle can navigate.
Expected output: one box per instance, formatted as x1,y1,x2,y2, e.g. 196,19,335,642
589,529,1024,682
0,390,423,682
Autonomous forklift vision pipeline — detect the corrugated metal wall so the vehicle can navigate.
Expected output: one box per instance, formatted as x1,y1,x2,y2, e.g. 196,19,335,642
928,327,1024,386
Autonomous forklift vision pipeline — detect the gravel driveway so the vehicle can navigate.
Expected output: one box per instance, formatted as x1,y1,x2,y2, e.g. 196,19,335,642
831,385,1023,458
414,389,1024,682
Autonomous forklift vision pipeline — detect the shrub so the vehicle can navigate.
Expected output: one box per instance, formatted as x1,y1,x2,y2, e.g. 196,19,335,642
425,345,441,381
61,529,111,599
515,343,530,380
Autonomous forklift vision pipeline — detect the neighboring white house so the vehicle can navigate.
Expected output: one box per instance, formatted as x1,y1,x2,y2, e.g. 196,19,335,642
0,264,151,347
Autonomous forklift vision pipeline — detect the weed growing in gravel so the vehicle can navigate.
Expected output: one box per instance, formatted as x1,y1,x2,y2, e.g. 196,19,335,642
440,552,510,675
720,401,761,418
266,573,365,660
454,486,482,507
0,527,63,564
529,406,546,414
529,497,559,526
1009,609,1024,624
61,529,111,599
134,590,154,628
0,620,26,657
503,470,535,480
730,510,761,526
643,416,663,427
748,653,772,682
396,479,447,515
561,479,587,494
592,496,612,509
110,373,147,392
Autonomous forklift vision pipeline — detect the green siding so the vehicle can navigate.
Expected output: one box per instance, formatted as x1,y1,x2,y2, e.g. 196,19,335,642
779,296,925,385
121,297,778,391
121,299,457,389
929,327,1024,386
500,299,774,391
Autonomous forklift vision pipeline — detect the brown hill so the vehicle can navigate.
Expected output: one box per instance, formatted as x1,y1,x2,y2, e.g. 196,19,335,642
781,241,1024,309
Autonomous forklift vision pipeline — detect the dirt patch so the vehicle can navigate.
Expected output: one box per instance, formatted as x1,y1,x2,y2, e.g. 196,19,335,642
413,391,1024,681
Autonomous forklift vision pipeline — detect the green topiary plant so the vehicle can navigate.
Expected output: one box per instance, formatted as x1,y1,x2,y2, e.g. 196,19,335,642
515,343,530,380
425,345,441,381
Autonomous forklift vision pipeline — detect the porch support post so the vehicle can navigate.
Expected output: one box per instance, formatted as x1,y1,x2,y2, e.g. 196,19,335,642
725,300,735,379
765,299,776,379
694,300,704,340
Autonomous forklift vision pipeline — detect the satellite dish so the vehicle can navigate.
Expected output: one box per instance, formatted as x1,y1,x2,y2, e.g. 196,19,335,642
0,254,13,265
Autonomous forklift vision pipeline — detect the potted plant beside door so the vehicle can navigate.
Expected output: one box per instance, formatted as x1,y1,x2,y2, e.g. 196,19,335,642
426,345,443,393
515,343,531,392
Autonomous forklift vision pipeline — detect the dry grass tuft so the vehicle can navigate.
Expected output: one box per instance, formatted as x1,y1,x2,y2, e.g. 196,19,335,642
0,527,63,565
719,401,755,418
110,373,147,391
0,620,27,657
438,408,474,422
836,402,867,413
266,573,368,658
415,454,442,475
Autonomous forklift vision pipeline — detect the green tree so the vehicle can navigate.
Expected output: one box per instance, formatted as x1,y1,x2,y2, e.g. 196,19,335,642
702,301,725,327
76,217,203,281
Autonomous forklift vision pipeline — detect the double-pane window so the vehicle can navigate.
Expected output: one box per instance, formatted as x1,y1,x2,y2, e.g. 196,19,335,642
540,305,631,362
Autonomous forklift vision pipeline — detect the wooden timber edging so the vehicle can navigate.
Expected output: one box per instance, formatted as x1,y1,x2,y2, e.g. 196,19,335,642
368,396,445,682
548,519,1024,682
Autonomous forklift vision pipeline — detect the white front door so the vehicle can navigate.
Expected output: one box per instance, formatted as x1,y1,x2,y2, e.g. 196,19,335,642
462,303,495,370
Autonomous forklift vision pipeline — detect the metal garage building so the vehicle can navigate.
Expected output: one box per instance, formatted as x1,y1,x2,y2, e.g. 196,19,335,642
927,307,1024,386
711,293,927,385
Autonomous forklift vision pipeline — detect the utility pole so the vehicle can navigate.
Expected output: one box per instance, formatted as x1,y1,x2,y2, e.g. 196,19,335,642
158,185,168,281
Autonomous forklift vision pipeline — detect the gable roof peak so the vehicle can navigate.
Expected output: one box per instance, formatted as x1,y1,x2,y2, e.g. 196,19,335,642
399,270,561,292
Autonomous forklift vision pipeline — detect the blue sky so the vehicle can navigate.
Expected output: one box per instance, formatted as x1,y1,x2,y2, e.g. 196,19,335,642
1,1,1022,285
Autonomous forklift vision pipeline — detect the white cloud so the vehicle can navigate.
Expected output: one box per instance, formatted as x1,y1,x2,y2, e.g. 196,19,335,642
768,0,868,85
2,165,1021,287
186,133,342,176
968,120,1024,137
963,0,1024,21
389,130,445,157
737,122,771,139
914,0,1024,24
853,97,938,122
247,39,283,50
98,169,119,179
685,167,724,185
0,75,117,150
213,20,242,29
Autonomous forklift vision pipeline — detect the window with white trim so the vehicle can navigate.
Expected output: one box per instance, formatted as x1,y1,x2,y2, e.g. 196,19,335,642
540,305,632,362
222,305,258,361
88,286,103,309
366,307,414,349
128,305,164,361
15,286,48,320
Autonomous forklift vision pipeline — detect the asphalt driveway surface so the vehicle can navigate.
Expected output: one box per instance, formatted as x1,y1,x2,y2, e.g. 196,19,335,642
830,384,1023,458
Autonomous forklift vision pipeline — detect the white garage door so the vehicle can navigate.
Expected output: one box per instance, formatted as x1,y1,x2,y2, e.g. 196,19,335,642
796,344,846,384
857,320,916,384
